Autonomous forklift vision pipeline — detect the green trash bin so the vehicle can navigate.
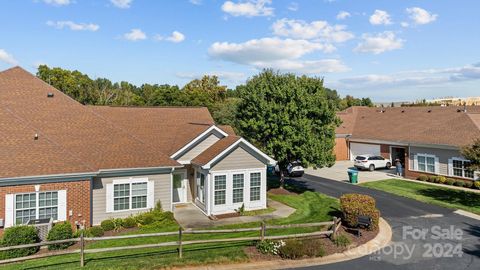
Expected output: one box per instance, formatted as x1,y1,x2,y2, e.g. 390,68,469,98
348,169,358,184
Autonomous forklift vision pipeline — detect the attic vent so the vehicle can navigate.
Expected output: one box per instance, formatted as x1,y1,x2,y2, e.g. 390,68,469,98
47,93,54,98
427,110,432,113
401,110,405,113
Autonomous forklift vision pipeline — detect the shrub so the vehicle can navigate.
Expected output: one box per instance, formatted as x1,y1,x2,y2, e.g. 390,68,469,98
437,176,447,184
73,229,89,238
278,239,325,259
454,180,465,187
100,219,115,231
417,175,428,181
446,178,455,185
123,217,137,228
88,226,104,237
135,210,174,226
426,175,435,183
333,234,351,248
154,200,163,212
256,240,285,255
474,181,480,189
0,226,39,259
136,212,155,225
113,218,124,231
340,194,380,231
47,222,74,250
464,181,473,188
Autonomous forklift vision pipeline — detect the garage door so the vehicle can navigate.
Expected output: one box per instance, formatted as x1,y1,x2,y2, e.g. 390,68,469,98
350,143,381,160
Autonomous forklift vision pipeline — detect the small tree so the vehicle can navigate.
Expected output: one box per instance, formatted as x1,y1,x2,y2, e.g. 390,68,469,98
461,139,480,172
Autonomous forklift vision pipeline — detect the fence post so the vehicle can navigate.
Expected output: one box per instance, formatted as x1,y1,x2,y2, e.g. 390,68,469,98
331,217,338,240
178,227,183,258
260,221,266,241
80,231,85,267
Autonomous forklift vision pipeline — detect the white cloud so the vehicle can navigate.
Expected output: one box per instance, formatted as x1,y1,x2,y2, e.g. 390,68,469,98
288,2,299,11
156,31,186,43
221,0,274,17
110,0,132,9
272,19,354,43
123,29,146,41
354,31,404,54
406,7,438,25
46,21,99,31
369,9,392,25
0,49,18,65
177,71,246,83
189,0,202,5
42,0,71,6
208,37,348,74
336,11,351,20
400,22,409,28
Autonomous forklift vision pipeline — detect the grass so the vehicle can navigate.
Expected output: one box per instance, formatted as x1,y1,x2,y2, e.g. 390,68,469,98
360,179,480,215
241,206,276,216
2,190,340,269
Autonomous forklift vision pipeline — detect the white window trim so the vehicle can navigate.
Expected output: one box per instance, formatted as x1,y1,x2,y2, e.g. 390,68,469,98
449,157,476,179
214,174,227,206
249,171,262,202
232,173,245,204
11,190,66,225
109,178,151,213
413,153,439,174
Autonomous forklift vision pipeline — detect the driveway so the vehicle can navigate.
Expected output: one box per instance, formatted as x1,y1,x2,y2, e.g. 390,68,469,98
287,174,480,270
306,161,398,184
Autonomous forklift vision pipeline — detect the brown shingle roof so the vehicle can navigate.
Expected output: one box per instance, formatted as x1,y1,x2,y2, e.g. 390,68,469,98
0,67,179,179
191,136,241,166
337,106,480,147
218,125,236,135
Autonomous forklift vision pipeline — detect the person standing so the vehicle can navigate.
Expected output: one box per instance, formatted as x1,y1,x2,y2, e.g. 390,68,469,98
395,159,403,176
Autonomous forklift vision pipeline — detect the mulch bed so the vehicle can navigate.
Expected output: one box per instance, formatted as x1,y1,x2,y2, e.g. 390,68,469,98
268,188,297,195
211,212,241,219
244,225,379,261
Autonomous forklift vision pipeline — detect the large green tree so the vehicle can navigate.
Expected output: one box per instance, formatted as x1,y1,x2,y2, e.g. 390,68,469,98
235,70,339,176
461,139,480,172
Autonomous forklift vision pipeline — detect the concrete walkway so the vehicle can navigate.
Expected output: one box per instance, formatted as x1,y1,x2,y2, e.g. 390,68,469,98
305,161,398,184
174,199,296,229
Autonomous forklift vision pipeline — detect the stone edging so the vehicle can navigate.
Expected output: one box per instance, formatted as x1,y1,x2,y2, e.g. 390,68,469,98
175,217,393,270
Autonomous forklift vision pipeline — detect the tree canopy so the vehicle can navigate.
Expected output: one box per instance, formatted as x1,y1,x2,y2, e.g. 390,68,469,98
461,139,480,171
235,70,339,169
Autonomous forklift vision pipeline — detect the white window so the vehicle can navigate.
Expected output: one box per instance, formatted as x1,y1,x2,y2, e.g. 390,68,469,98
250,172,261,201
196,172,205,203
232,174,244,203
15,191,58,225
451,158,474,179
214,175,226,205
113,181,148,211
417,154,436,173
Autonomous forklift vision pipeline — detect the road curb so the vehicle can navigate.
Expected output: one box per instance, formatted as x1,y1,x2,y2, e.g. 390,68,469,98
175,218,393,270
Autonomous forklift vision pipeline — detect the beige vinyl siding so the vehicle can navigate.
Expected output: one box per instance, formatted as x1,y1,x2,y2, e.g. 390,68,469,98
92,173,171,225
178,133,221,162
409,146,461,175
211,146,265,171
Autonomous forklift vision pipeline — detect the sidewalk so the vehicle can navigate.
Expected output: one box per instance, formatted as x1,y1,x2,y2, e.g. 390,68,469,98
175,218,392,270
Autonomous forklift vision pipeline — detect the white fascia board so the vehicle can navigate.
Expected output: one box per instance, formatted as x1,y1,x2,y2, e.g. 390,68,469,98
202,138,276,170
170,125,228,160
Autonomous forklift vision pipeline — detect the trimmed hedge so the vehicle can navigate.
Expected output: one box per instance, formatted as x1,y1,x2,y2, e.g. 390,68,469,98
123,217,137,228
88,226,104,237
417,175,428,181
100,219,115,231
475,181,480,189
47,222,74,250
0,226,39,259
278,239,325,259
446,178,455,185
340,193,380,231
454,180,465,187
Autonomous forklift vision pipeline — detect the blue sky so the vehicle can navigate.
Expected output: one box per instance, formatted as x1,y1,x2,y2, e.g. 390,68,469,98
1,0,479,102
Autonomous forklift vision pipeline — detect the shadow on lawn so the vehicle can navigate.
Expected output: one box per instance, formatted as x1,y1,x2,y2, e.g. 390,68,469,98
462,223,480,258
21,242,250,270
267,175,315,194
416,188,480,209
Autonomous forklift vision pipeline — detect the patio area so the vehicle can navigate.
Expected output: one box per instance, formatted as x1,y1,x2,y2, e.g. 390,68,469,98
173,199,296,229
305,160,399,184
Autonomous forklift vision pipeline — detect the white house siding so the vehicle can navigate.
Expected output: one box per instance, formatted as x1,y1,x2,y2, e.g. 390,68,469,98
209,146,267,215
92,173,171,225
177,133,221,163
409,146,461,176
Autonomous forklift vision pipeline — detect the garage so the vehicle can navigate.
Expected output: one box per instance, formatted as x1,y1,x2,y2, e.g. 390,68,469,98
350,142,381,160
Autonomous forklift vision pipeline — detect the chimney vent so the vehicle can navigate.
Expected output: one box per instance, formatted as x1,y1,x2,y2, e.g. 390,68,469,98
47,93,54,98
34,134,39,140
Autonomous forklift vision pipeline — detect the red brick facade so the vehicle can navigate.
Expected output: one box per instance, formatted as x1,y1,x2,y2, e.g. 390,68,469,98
0,180,91,233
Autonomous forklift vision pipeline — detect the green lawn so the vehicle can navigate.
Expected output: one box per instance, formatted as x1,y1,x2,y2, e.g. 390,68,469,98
3,191,340,270
360,179,480,215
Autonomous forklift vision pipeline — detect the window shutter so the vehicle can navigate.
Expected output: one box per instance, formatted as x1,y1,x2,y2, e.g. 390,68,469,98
57,190,67,221
413,155,418,171
147,180,155,209
448,159,453,176
106,183,113,213
5,194,14,228
435,157,440,174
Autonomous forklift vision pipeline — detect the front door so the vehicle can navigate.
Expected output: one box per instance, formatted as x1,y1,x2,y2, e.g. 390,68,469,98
391,147,406,166
172,173,187,203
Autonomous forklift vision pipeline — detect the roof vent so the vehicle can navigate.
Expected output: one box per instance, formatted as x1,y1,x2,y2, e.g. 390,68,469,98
34,133,39,140
47,93,54,98
427,110,432,113
401,110,405,113
379,109,385,113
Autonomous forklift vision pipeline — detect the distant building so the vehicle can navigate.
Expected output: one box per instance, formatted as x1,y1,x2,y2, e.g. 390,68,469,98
426,97,480,106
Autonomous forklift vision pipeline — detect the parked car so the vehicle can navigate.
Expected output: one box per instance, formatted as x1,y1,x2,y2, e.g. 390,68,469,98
287,161,304,177
354,155,391,171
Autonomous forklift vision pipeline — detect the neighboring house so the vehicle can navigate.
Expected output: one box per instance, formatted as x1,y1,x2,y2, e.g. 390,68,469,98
0,67,275,231
334,106,480,181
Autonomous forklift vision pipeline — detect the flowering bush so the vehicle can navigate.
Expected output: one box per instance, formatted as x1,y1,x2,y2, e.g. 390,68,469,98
340,193,379,230
256,240,285,255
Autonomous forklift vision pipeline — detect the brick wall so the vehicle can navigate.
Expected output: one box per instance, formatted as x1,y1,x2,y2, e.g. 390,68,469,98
334,138,349,161
404,169,474,183
0,180,91,232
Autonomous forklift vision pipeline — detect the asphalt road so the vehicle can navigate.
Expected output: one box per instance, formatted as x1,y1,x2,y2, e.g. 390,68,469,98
289,174,480,270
